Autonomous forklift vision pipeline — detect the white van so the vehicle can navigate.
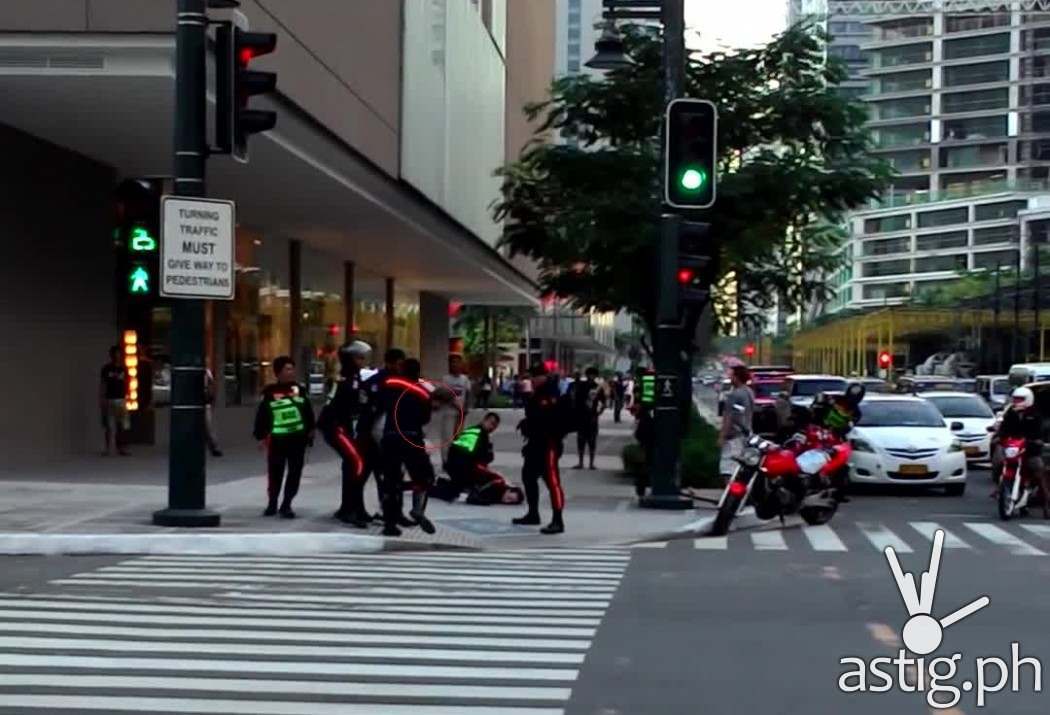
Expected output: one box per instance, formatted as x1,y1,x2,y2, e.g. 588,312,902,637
1007,363,1050,387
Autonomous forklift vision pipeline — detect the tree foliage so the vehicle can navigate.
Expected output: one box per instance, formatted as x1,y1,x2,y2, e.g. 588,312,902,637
493,22,893,332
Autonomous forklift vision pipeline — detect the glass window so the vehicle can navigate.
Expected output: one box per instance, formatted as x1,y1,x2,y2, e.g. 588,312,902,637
943,60,1009,87
941,87,1008,113
883,150,930,172
862,259,911,277
973,225,1019,244
830,21,868,34
942,114,1008,141
858,400,949,427
926,395,994,418
918,207,968,228
829,45,864,61
945,13,1010,33
874,19,932,40
567,59,580,72
872,96,930,119
872,123,930,148
873,70,931,93
870,43,932,69
863,282,910,300
915,231,968,251
939,143,1008,169
940,170,1008,194
943,33,1010,60
300,246,347,400
863,236,911,255
914,254,968,273
1020,83,1050,105
863,214,911,233
791,379,848,397
975,200,1027,220
973,249,1019,270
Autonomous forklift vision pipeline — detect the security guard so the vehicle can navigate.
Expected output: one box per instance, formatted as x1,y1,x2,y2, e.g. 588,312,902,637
318,340,373,528
253,356,315,518
433,412,523,504
514,363,573,534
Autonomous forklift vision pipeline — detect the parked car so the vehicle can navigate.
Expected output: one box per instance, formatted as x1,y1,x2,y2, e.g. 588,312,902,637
1007,362,1050,387
750,375,788,436
783,374,849,409
748,365,792,377
847,395,968,495
894,376,961,394
975,374,1012,412
919,391,996,463
856,377,891,394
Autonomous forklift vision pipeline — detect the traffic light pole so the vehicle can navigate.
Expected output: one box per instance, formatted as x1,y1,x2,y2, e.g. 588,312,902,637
641,0,692,510
154,0,220,527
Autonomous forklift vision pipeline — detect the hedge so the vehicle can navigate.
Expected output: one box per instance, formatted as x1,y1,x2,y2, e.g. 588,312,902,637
620,406,722,488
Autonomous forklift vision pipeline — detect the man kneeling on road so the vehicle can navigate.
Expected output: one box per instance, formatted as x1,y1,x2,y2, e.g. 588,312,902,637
432,412,525,505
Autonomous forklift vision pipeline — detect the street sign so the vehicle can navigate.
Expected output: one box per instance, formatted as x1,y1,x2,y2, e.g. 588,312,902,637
657,374,677,405
160,196,236,300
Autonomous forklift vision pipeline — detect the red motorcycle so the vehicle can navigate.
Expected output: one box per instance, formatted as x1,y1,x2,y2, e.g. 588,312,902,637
997,437,1035,520
711,432,851,536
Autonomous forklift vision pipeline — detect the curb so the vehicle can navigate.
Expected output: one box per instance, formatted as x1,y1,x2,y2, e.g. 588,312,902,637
0,532,480,556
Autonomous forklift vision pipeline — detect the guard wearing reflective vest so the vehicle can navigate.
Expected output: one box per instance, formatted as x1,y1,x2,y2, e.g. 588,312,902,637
318,340,373,528
432,412,523,505
253,356,315,518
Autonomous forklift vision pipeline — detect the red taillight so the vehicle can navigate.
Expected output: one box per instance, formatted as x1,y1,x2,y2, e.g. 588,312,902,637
728,481,748,497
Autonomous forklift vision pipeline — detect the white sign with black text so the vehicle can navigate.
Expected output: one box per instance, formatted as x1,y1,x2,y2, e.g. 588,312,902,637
160,196,236,300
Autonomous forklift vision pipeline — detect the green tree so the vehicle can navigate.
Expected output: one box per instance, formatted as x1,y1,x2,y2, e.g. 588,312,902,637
493,22,892,339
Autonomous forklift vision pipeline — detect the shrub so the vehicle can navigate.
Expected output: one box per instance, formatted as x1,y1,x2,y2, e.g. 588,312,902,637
620,406,722,489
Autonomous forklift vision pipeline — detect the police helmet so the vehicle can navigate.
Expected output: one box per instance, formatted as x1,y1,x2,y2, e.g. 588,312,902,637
845,382,866,407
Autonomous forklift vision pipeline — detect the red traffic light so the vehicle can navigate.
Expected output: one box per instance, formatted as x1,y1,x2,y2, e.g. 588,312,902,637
878,351,892,368
677,268,696,284
744,344,756,357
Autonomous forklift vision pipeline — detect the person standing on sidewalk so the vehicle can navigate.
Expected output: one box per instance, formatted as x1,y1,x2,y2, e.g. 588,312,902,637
99,345,130,456
319,340,373,528
718,365,754,483
436,354,471,470
612,373,627,423
573,367,606,470
253,356,315,518
514,363,574,534
203,367,223,457
359,348,406,522
476,374,493,409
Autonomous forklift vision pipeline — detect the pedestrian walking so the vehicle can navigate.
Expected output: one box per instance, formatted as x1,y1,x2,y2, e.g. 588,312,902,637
572,367,606,470
204,367,223,457
318,340,373,528
437,353,471,469
476,374,493,408
253,356,315,518
99,345,130,456
612,372,627,423
513,363,574,534
718,365,754,482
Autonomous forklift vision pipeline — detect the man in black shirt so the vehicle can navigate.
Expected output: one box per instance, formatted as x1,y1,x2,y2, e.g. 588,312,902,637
995,386,1048,516
573,367,606,470
99,345,130,456
514,363,573,534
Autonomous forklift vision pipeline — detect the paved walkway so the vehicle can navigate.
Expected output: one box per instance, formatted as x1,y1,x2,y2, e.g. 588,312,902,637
0,410,718,553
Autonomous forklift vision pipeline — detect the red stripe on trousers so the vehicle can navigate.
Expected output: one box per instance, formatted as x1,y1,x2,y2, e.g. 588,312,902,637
334,427,363,479
546,444,565,511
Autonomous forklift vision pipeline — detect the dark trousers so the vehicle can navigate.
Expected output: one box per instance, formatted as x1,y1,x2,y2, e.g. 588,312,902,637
614,399,624,423
326,426,366,516
523,439,565,514
577,420,598,464
266,435,307,508
380,434,436,526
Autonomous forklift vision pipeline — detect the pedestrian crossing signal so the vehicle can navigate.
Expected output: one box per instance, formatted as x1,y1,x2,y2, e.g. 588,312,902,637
128,264,151,295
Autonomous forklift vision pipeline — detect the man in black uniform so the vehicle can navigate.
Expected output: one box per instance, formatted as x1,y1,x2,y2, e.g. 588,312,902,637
318,340,372,528
514,363,572,534
573,366,606,470
359,348,406,522
253,356,315,518
370,358,438,537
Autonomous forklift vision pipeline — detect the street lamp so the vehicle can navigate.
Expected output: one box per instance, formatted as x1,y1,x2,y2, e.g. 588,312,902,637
586,21,634,71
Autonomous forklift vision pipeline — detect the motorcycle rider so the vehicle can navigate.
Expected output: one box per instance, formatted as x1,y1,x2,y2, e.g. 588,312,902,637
798,383,865,503
318,340,373,528
514,363,573,534
994,386,1049,518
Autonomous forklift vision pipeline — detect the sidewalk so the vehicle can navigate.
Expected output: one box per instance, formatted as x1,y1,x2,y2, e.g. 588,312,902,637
0,411,718,554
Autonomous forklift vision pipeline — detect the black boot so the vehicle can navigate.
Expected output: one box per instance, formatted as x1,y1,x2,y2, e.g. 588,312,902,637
513,512,541,526
263,502,278,517
410,491,436,535
540,510,565,535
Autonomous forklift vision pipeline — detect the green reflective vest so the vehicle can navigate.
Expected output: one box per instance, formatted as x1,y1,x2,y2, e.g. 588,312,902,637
270,396,307,435
452,426,482,453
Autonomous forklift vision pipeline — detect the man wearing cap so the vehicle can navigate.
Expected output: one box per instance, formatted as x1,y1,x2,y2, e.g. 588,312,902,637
318,340,373,527
514,363,572,534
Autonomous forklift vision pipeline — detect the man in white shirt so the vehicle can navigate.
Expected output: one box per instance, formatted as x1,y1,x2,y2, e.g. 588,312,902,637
437,354,471,468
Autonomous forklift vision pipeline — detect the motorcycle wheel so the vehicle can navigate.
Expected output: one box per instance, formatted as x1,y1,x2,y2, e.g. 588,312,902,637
800,502,837,526
998,483,1014,521
711,494,740,536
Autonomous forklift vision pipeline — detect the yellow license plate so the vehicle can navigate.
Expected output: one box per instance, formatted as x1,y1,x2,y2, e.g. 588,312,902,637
899,464,929,476
964,447,980,457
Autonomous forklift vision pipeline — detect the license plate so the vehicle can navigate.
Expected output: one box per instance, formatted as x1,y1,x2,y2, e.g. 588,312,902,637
964,447,980,457
899,464,929,476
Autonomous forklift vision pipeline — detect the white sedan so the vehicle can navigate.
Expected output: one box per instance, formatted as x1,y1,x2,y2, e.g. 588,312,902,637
919,391,996,464
847,395,968,495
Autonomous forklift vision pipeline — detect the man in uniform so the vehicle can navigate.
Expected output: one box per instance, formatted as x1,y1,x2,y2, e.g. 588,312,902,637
359,348,406,522
514,363,573,534
253,356,315,518
318,340,373,527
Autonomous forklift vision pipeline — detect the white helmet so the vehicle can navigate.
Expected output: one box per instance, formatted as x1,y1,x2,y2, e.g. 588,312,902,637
1011,386,1034,410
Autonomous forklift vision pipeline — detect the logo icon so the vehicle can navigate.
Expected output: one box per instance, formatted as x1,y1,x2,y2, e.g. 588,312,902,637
884,529,991,655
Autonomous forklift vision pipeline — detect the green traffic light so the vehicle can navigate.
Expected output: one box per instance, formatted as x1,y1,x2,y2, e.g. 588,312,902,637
680,168,706,192
129,226,157,252
129,265,151,294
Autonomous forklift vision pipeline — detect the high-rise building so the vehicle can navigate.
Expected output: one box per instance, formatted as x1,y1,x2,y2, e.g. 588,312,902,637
556,0,605,78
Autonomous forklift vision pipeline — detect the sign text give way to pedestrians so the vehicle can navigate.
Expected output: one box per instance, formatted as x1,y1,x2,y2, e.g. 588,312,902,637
160,195,235,300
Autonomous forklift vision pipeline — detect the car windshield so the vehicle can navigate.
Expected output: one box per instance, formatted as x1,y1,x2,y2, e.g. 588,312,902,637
926,395,994,419
857,401,946,428
752,381,784,399
992,379,1011,395
792,379,847,397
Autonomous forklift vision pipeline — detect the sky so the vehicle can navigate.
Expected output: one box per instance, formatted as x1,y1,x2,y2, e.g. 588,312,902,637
685,0,788,54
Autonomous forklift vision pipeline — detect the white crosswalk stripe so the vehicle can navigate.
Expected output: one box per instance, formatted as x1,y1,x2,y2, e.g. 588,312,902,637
686,520,1048,557
0,548,630,714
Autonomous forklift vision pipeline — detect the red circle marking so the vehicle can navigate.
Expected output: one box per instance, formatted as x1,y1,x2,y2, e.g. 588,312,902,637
392,378,466,452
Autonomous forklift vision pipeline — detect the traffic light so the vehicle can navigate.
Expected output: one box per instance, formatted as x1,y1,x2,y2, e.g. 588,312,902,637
123,329,140,411
216,21,278,161
744,344,756,358
878,351,892,369
677,221,713,306
664,98,717,209
114,178,162,299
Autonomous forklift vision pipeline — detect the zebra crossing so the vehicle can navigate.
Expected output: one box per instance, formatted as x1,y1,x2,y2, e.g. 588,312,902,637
646,521,1050,555
0,548,631,714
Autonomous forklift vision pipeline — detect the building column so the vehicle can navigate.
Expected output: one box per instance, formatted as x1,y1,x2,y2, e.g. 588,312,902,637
385,277,395,353
420,292,450,381
289,239,302,376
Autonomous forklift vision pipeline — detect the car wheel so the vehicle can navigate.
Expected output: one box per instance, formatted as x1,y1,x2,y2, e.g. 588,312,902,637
945,483,966,497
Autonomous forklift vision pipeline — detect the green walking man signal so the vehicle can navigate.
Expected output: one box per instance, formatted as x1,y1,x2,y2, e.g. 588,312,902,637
128,265,151,294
